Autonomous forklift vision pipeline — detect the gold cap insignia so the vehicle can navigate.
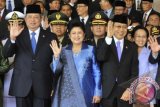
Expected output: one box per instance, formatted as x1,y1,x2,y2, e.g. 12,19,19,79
95,13,101,19
56,13,61,20
11,12,18,20
152,26,159,35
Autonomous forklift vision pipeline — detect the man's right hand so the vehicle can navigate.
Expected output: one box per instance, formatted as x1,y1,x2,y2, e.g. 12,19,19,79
9,21,24,41
107,20,114,38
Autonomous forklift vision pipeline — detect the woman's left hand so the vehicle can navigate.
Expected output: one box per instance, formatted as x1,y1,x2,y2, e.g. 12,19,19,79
92,96,101,103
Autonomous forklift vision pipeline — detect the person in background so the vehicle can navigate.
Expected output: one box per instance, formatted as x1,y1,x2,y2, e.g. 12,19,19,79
50,21,101,107
73,0,92,41
49,0,60,12
124,0,142,24
141,0,160,27
88,11,108,46
114,0,126,15
14,0,34,14
0,39,9,107
60,3,73,20
48,12,71,47
35,0,49,30
147,13,160,27
99,0,115,19
0,0,10,40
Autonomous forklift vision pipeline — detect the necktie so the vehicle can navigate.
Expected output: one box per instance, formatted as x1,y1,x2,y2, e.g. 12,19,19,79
116,41,121,61
31,32,36,53
81,18,85,25
105,11,108,17
143,13,147,27
137,0,141,11
8,0,12,12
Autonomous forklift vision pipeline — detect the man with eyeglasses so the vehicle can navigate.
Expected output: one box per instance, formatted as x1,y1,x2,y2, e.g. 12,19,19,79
124,0,142,25
141,0,160,27
71,0,92,41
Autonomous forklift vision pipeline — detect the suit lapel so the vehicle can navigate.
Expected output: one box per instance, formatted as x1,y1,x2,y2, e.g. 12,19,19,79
120,40,128,63
22,29,33,54
111,40,119,62
35,29,46,55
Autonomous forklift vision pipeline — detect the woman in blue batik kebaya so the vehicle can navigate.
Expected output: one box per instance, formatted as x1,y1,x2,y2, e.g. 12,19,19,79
50,21,101,107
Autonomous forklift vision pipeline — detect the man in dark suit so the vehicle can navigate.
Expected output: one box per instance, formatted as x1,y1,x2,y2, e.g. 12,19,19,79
148,36,160,107
124,0,142,24
72,0,92,40
96,14,138,107
13,0,34,14
99,0,115,19
0,0,10,40
3,5,57,107
141,0,160,27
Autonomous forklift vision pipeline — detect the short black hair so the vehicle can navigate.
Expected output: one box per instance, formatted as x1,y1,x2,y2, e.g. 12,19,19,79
131,25,149,38
68,20,85,34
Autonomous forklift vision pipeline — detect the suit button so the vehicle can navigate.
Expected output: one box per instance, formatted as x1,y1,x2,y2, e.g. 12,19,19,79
32,70,34,72
32,59,35,62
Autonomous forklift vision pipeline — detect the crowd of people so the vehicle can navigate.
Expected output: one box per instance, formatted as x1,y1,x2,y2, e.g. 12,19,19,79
0,0,160,107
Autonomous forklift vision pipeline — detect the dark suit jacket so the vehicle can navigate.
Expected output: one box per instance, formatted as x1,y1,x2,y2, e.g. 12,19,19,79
89,0,101,15
3,28,57,99
144,9,160,24
149,49,160,99
96,38,138,98
14,0,23,9
129,7,143,24
0,8,9,40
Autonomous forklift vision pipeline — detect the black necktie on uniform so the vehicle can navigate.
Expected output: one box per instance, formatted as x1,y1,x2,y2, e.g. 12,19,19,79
81,18,85,25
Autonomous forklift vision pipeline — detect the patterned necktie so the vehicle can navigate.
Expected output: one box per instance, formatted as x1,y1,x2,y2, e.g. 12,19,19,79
116,41,122,61
8,0,12,12
31,32,36,53
143,13,147,27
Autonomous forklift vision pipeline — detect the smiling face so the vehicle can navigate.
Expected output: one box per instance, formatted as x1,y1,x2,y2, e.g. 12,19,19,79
69,27,85,45
113,22,128,40
25,13,41,31
134,29,147,48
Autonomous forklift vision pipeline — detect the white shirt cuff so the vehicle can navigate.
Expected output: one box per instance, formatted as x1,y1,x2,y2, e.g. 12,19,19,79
152,53,158,59
10,39,16,43
105,36,112,45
